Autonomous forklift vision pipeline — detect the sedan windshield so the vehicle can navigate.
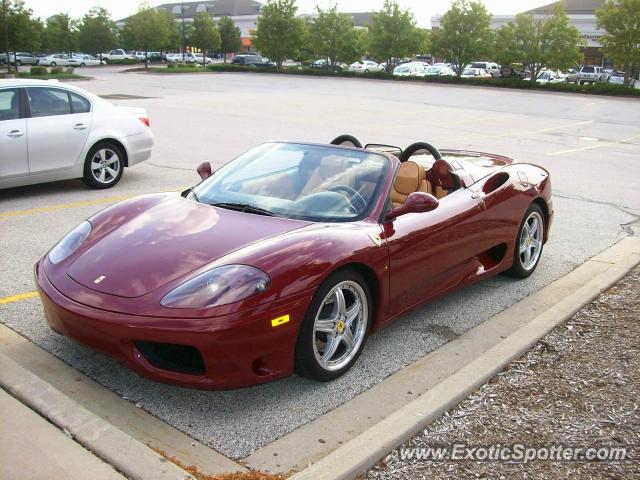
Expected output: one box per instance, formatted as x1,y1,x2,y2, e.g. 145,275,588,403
192,143,388,222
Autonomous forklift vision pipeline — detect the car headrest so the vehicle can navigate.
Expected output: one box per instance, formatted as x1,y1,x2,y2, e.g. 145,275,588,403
432,159,458,190
394,161,425,195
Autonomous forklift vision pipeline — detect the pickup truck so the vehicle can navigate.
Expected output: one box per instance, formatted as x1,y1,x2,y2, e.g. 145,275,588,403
101,49,134,63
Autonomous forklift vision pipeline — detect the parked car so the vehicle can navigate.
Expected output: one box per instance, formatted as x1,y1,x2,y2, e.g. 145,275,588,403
536,70,567,84
69,54,102,67
36,54,70,67
564,68,579,83
101,49,134,63
165,53,183,63
194,53,213,64
348,61,384,73
470,61,501,77
577,65,603,84
607,70,635,87
424,66,456,77
461,68,492,79
393,62,426,77
232,54,275,68
1,52,38,66
34,135,552,389
0,79,153,189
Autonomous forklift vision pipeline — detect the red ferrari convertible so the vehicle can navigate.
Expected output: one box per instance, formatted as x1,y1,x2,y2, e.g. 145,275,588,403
36,136,552,389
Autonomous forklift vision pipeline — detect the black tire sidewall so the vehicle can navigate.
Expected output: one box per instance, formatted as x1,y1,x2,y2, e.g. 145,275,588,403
82,142,125,189
294,268,372,381
506,203,545,278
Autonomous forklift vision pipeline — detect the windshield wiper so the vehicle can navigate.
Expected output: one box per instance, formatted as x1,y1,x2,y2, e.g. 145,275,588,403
211,202,275,216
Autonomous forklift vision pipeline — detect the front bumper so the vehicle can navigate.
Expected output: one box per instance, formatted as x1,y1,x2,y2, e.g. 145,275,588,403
35,260,313,389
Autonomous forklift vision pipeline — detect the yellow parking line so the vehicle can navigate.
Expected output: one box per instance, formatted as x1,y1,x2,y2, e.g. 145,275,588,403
0,291,39,305
547,133,640,156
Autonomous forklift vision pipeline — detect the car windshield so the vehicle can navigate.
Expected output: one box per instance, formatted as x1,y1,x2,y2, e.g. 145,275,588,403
582,66,595,73
463,68,475,75
612,71,624,77
470,63,485,68
192,143,388,222
538,72,551,80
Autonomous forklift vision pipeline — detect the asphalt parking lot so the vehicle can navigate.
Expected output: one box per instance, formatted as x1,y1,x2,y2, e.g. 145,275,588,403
1,66,639,461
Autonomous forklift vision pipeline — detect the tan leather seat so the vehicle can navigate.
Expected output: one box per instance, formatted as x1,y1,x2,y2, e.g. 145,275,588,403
301,156,345,194
391,161,432,208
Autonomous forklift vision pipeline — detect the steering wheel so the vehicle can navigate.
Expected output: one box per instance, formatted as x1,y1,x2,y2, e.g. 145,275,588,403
328,185,367,213
399,142,442,162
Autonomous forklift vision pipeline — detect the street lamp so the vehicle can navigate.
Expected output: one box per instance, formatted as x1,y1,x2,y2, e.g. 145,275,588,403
2,0,10,74
180,1,185,62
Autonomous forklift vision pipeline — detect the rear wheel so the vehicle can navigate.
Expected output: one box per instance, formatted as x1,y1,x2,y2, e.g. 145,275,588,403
295,269,372,381
50,61,56,67
82,142,124,189
505,204,545,278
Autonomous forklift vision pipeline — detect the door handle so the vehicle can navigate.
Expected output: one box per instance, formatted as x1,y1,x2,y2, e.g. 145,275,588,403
7,129,24,138
73,123,88,130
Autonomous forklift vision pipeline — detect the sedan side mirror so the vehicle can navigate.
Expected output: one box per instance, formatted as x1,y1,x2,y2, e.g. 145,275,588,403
197,161,213,180
386,192,439,221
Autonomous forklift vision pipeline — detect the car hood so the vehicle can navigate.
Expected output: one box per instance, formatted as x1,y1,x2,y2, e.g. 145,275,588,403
67,197,309,298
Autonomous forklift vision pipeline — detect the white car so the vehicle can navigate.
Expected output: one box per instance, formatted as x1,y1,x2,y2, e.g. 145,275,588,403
461,68,492,79
165,53,183,63
393,62,426,77
0,79,153,189
69,54,102,67
470,61,501,77
36,54,70,67
101,49,134,62
424,66,456,77
536,70,566,84
349,61,384,73
194,53,213,64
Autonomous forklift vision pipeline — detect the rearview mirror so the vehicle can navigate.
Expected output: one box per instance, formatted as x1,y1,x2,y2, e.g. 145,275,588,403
197,162,213,180
386,192,439,220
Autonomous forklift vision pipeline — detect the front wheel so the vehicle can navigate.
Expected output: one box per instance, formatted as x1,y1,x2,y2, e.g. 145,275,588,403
505,204,545,278
50,61,56,67
295,269,372,381
82,142,124,189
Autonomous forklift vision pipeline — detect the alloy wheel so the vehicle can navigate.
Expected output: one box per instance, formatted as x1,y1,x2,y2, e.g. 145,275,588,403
90,148,121,185
519,211,543,271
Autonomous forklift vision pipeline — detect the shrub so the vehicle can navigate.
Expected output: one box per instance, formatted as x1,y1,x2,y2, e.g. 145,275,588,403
104,58,140,65
65,67,75,74
51,66,65,74
30,66,48,75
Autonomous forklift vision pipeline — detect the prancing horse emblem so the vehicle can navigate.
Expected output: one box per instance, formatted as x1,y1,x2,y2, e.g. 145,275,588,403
94,275,107,284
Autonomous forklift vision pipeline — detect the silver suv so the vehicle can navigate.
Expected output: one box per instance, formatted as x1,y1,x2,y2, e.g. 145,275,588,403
577,66,603,84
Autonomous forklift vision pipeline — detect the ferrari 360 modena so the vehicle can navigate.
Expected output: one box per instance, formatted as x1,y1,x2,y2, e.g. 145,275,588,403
35,135,552,389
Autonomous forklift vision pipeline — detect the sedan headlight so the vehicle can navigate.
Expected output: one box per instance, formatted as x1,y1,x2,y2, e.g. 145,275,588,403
48,221,92,264
161,265,271,309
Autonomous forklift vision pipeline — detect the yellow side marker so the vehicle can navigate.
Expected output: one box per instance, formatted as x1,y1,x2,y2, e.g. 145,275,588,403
271,314,290,327
0,291,39,305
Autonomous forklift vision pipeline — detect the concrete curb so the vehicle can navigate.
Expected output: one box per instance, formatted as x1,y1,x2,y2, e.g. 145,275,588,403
290,237,640,480
0,352,194,480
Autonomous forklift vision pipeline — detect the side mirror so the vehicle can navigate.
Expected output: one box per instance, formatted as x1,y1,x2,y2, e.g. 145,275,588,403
197,161,213,180
386,192,439,221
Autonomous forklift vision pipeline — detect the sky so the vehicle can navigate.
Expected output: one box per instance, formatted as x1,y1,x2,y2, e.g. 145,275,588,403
22,0,553,26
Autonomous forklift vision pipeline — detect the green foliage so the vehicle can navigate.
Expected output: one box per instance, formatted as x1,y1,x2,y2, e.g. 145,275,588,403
30,65,47,75
78,7,117,57
367,1,421,68
1,0,44,53
51,65,64,74
191,11,221,64
121,5,170,66
158,10,181,51
218,16,242,61
252,0,304,70
431,0,493,76
45,13,78,53
596,0,640,85
308,4,362,66
495,5,581,82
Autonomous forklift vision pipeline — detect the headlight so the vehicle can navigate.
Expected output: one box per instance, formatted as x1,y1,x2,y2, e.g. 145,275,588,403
48,221,92,264
161,265,271,309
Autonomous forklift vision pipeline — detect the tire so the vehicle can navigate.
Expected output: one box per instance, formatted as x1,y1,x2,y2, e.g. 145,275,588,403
15,60,21,66
294,268,372,381
80,62,86,67
82,142,125,189
505,203,545,279
50,61,56,67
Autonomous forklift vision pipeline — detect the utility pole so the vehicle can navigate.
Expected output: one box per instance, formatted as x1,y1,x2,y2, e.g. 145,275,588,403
181,0,185,62
2,0,10,74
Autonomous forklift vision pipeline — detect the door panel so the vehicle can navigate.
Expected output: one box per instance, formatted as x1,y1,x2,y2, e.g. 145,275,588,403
385,189,485,315
0,88,28,179
26,87,91,174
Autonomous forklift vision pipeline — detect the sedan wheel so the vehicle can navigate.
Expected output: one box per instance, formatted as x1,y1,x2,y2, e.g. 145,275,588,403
50,61,56,67
295,270,371,381
82,143,124,189
506,204,545,278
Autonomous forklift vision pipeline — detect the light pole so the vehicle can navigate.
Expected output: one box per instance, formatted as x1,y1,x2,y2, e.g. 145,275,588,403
180,1,185,62
2,0,10,74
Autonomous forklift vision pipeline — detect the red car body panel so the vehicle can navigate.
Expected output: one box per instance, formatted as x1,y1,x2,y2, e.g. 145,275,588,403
35,142,553,389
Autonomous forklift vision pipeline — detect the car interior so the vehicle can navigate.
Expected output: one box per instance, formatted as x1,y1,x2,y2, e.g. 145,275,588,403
0,89,20,121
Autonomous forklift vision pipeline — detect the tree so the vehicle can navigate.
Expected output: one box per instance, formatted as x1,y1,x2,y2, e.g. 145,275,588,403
78,7,117,61
121,5,170,68
191,11,220,65
252,0,304,70
45,13,78,54
309,4,362,67
0,0,43,72
596,0,640,86
494,4,581,82
367,1,421,71
158,9,181,53
218,16,241,62
431,0,493,77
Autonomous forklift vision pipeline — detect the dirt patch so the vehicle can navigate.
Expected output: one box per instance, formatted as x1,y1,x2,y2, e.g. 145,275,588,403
368,265,640,479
